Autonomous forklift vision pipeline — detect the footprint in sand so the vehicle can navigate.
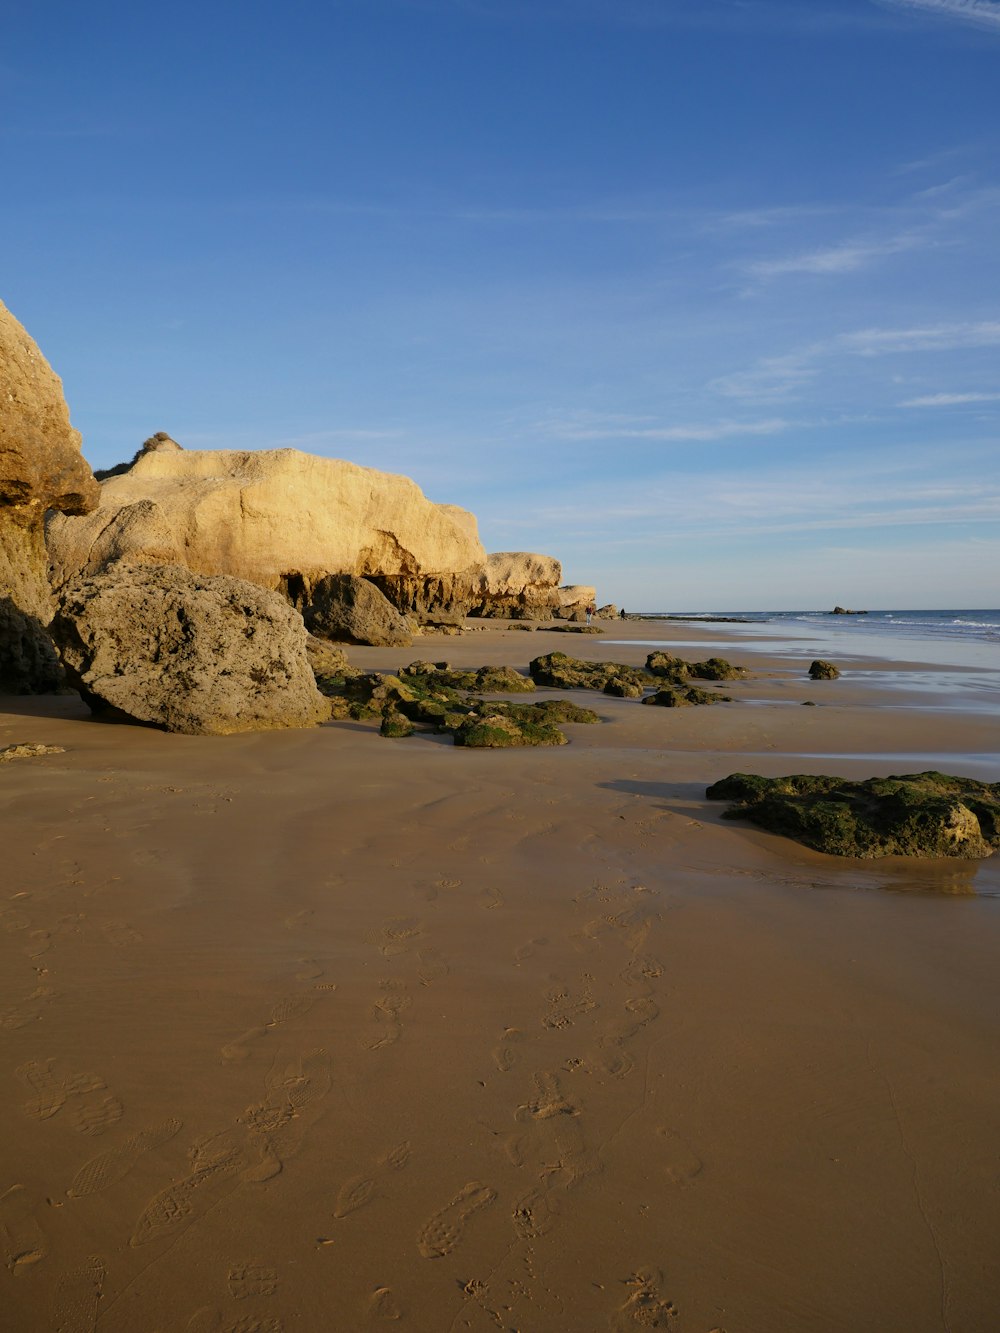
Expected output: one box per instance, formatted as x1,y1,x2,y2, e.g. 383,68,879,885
228,1263,279,1299
416,948,449,986
597,997,660,1079
130,1140,247,1248
479,887,504,910
512,1185,559,1240
186,1311,284,1333
363,981,410,1051
0,985,57,1030
610,1268,678,1329
366,1286,404,1321
620,956,665,988
417,1181,497,1259
517,1071,579,1123
542,979,597,1031
222,992,324,1063
334,1139,411,1219
514,938,546,964
657,1128,703,1187
68,1119,183,1198
73,1088,124,1137
17,1061,121,1131
51,1255,107,1333
368,918,424,958
333,1175,379,1219
380,1140,412,1171
492,1026,524,1073
101,919,143,947
1,1183,47,1274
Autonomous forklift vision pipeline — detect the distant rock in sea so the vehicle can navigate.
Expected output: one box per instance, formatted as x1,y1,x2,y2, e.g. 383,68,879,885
0,299,99,692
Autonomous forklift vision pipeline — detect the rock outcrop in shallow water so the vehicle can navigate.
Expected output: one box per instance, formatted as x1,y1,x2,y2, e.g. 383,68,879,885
706,771,1000,859
0,299,99,692
50,563,331,734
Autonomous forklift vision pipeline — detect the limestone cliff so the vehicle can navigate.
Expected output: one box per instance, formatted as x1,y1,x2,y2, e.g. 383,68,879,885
0,299,99,691
47,445,487,594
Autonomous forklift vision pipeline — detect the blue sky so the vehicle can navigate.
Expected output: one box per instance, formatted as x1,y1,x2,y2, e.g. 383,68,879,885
3,0,998,609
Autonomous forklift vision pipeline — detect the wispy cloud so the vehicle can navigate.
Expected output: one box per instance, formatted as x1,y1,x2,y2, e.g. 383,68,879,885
841,320,1000,354
713,321,1000,402
539,413,796,442
899,390,1000,406
876,0,1000,32
745,231,923,281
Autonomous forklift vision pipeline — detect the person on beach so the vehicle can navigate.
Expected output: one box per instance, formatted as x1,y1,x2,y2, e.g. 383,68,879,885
586,602,597,624
620,607,627,620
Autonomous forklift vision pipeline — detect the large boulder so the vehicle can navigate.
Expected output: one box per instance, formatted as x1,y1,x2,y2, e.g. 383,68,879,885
47,445,487,597
49,563,331,734
0,299,99,692
299,573,413,647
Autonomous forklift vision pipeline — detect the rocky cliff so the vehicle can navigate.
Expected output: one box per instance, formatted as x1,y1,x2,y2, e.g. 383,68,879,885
47,445,487,595
0,299,99,691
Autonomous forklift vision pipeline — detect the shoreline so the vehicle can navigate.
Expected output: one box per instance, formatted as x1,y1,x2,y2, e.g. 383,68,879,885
2,619,999,1331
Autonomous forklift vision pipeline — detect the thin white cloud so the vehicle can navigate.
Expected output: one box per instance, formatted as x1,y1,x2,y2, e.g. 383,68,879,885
877,0,1000,31
714,321,1000,402
900,390,1000,406
745,231,922,281
841,320,1000,354
541,416,795,442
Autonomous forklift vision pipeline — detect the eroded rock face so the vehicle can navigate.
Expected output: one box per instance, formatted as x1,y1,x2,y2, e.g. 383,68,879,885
0,299,99,691
471,554,597,621
47,446,486,595
292,573,413,648
706,771,1000,859
50,564,331,734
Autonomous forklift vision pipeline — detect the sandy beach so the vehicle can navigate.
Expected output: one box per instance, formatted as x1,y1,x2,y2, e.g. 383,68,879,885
3,619,999,1333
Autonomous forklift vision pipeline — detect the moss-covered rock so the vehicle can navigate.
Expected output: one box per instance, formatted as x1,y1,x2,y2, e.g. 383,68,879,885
642,685,731,707
529,651,652,692
604,678,645,698
809,659,840,680
474,664,536,693
454,713,568,748
379,707,415,738
645,651,748,682
689,656,749,681
705,771,1000,859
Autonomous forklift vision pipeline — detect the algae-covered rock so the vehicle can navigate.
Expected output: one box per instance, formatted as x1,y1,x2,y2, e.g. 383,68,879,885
809,659,840,680
642,685,731,707
380,707,415,738
474,664,535,693
689,656,749,681
454,713,568,748
705,771,1000,859
529,651,651,692
645,651,747,682
604,678,645,699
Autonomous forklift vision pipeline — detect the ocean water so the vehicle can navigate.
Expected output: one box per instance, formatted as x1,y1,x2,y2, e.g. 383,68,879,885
644,608,1000,646
628,608,1000,672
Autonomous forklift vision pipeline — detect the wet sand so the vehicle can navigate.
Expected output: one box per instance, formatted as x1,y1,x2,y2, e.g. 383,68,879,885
2,621,999,1332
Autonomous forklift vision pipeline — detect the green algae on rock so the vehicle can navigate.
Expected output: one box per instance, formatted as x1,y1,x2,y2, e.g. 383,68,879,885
454,713,568,748
643,685,732,707
529,651,653,692
645,651,749,683
808,660,840,680
706,771,1000,859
